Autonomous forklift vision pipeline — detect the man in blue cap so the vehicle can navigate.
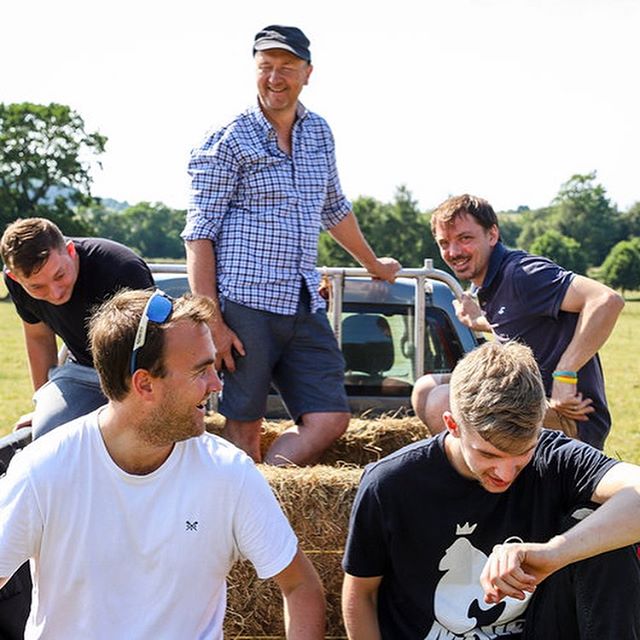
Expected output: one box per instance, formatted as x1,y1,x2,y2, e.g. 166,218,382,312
183,25,401,466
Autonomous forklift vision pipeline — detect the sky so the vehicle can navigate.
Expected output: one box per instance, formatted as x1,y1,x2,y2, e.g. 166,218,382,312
1,0,638,213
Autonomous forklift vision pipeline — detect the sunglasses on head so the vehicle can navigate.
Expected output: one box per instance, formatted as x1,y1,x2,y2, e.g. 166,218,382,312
130,290,174,375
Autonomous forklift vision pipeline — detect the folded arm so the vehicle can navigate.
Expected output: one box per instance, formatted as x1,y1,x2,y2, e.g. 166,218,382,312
550,276,624,421
481,462,640,603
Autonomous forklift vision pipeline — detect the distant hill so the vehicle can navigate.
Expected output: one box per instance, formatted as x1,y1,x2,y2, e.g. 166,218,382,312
97,197,130,212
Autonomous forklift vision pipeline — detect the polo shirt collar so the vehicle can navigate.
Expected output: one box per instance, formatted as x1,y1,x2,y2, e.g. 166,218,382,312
473,241,507,294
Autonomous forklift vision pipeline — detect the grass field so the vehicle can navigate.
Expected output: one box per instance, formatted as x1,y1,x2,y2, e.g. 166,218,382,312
1,294,639,462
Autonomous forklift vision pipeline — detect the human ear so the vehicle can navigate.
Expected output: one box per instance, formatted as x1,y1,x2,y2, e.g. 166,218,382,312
443,411,461,437
130,369,155,400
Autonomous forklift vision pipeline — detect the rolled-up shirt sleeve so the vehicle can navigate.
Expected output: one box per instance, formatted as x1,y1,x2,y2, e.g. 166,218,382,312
182,140,239,242
319,127,352,230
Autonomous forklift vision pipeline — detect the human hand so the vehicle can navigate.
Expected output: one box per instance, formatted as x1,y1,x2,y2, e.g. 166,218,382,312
14,412,33,431
480,540,558,604
543,405,579,438
367,257,401,283
210,321,245,372
453,293,492,332
550,380,594,422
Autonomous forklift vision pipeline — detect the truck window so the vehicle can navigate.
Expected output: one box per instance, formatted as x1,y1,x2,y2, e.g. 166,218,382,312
341,305,466,397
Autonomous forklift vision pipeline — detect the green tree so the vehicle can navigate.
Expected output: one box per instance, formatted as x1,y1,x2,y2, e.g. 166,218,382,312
529,229,587,274
515,207,556,251
0,102,106,233
496,214,524,248
600,240,640,294
552,172,621,267
318,186,439,269
620,202,640,239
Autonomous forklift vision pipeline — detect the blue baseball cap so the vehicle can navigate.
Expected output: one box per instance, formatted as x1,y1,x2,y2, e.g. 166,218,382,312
253,25,311,63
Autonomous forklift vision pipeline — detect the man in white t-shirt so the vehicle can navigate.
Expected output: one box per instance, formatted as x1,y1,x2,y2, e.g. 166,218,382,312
0,289,325,639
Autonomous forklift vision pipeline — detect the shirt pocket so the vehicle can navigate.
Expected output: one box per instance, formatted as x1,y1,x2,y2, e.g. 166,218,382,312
238,153,296,216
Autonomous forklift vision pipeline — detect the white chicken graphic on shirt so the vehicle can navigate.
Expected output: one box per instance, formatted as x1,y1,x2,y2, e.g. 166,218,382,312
424,523,530,639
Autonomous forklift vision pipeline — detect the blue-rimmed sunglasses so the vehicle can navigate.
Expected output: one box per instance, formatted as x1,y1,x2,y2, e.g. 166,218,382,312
130,290,174,375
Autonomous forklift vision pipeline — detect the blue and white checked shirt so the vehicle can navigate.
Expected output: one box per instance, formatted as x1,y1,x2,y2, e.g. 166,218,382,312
182,101,352,315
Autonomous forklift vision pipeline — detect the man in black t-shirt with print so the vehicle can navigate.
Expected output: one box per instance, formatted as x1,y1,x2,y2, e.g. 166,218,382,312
343,341,640,639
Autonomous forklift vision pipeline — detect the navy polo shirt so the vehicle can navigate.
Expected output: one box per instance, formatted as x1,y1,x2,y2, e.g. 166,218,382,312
474,243,610,449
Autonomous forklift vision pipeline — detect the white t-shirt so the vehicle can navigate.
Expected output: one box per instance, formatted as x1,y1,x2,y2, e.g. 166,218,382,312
0,411,297,639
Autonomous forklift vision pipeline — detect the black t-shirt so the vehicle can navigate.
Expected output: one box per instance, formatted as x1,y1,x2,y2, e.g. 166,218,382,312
342,430,617,639
4,238,154,366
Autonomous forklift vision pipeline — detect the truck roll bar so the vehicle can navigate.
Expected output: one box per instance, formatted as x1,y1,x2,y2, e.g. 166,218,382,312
148,260,463,381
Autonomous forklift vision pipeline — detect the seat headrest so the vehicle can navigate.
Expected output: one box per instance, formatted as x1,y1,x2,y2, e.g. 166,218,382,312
342,314,394,375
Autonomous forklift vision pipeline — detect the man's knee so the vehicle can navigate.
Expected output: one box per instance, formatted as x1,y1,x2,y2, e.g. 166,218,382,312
264,411,350,466
411,375,439,421
223,418,264,462
32,368,106,439
305,411,349,439
525,546,640,639
412,376,450,434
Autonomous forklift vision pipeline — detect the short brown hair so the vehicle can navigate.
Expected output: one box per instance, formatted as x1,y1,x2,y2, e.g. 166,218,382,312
0,218,67,277
449,341,546,453
89,289,216,401
430,194,499,237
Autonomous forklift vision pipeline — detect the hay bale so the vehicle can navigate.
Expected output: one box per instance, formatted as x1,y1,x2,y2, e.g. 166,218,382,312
224,465,362,638
205,414,431,637
318,416,430,465
225,550,344,638
206,414,430,466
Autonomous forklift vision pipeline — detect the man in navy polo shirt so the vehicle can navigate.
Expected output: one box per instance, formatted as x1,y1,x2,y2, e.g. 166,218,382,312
411,194,624,450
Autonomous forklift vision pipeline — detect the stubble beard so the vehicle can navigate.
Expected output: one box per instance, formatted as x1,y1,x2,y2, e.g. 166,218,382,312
139,399,203,448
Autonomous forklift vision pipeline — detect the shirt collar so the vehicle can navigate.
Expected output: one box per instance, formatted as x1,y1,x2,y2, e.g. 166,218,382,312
474,241,507,294
250,99,309,136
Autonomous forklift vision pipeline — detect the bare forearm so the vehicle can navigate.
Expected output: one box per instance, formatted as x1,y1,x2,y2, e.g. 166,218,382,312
185,239,220,302
328,213,400,283
474,317,493,333
552,485,640,568
343,601,381,640
328,212,378,269
283,586,326,639
342,576,382,640
23,325,58,390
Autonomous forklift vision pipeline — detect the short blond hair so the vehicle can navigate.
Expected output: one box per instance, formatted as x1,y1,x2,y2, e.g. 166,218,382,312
449,341,546,452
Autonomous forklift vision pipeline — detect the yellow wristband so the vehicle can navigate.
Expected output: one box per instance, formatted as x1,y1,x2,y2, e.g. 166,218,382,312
554,376,577,384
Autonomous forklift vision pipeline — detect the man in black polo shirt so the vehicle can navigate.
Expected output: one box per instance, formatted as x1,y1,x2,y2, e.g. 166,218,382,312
411,194,624,450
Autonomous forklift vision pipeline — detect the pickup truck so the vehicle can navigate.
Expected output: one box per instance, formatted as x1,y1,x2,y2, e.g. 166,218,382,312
151,261,479,416
0,262,477,470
